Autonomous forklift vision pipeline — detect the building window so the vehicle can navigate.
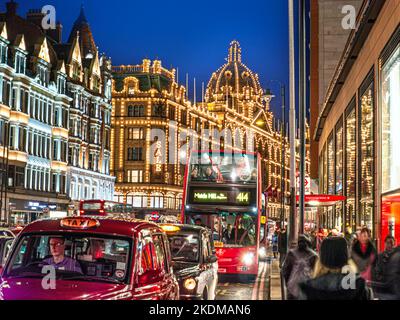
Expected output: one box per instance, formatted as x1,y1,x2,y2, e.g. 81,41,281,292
335,120,344,195
382,43,400,194
127,127,144,140
152,104,165,118
128,105,145,117
127,147,143,161
150,193,164,209
37,64,48,86
359,79,374,231
168,106,175,120
327,134,334,195
345,103,356,229
0,42,7,64
15,52,26,74
127,170,143,183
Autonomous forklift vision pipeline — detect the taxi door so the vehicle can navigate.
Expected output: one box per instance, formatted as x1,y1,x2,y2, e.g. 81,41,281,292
201,230,218,300
134,232,178,300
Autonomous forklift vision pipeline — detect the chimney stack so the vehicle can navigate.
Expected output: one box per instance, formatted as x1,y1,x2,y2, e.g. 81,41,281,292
6,0,18,16
26,9,45,28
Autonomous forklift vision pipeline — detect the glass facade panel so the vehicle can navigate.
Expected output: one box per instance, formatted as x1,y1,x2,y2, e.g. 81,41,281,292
359,84,374,230
382,44,400,194
345,107,356,229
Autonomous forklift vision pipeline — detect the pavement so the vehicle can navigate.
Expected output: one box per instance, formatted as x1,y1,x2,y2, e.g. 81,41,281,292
269,257,283,300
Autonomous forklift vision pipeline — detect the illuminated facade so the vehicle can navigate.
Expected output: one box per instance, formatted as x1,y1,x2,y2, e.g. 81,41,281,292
0,2,114,224
58,7,114,207
112,41,309,218
0,2,70,224
312,0,400,248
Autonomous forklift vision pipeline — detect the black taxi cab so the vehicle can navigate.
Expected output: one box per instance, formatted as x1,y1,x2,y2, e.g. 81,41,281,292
0,216,179,300
160,224,218,300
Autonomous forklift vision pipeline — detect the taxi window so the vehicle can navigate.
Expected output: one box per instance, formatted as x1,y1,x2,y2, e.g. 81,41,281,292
5,234,132,284
152,234,168,273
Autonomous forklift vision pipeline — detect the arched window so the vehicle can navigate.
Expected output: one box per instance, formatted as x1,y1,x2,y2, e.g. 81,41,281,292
150,192,164,209
126,192,147,208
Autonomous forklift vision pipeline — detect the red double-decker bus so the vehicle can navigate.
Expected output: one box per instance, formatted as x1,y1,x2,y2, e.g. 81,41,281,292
181,150,263,279
79,200,135,217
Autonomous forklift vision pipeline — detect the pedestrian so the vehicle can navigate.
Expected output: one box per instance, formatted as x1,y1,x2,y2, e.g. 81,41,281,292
282,234,318,300
299,236,372,300
310,230,317,251
372,235,400,300
344,226,353,249
351,227,377,283
278,228,288,267
272,230,279,259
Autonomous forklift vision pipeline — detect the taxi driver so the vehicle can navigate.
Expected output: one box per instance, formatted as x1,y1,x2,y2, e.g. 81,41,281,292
43,237,83,273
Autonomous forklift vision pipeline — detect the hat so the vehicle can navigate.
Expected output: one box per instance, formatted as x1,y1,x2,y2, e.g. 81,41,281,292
319,237,349,269
298,234,312,247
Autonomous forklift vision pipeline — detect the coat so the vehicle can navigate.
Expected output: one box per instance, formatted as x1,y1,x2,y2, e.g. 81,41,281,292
351,240,377,281
282,247,318,298
299,272,372,300
372,247,400,299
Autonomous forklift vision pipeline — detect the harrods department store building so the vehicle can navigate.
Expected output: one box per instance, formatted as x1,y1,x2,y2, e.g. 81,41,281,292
0,2,114,224
111,41,309,217
312,0,400,249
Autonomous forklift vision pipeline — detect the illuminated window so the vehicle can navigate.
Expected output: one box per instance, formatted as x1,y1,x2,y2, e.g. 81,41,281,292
382,43,400,194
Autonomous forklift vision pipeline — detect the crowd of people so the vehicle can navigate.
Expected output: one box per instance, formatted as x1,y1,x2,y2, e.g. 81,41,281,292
272,226,400,300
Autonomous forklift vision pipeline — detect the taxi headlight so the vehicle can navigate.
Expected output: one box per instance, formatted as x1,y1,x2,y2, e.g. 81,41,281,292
242,253,255,266
183,277,197,290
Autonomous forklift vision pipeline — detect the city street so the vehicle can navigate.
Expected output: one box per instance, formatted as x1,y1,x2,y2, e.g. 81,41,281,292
216,261,271,300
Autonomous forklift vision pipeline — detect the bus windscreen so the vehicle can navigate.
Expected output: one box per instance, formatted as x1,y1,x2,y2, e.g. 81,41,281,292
189,152,257,184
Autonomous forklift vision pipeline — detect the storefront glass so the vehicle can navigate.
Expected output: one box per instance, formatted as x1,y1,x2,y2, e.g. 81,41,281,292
345,107,357,229
359,83,374,231
327,136,335,195
335,122,344,231
382,44,400,194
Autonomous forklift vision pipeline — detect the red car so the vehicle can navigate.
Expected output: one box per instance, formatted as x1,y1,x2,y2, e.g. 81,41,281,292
0,216,179,300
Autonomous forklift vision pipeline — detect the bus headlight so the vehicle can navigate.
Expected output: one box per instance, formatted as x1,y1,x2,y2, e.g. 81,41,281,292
183,278,196,290
242,253,255,266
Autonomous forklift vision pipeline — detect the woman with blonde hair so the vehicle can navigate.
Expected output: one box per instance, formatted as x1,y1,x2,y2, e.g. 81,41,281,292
299,237,372,300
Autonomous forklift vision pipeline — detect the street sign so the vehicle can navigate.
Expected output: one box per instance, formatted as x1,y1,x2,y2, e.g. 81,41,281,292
260,216,267,225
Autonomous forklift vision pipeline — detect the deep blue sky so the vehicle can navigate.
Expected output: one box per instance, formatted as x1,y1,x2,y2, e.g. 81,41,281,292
8,0,293,119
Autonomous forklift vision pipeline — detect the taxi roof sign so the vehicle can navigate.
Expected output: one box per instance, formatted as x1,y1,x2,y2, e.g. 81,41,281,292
160,225,181,233
60,217,100,229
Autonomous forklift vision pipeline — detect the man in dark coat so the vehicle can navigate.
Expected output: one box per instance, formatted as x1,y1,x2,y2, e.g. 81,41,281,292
278,228,288,267
282,234,318,300
372,235,400,299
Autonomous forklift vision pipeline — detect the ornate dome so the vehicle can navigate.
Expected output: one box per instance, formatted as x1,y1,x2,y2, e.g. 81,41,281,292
205,41,263,103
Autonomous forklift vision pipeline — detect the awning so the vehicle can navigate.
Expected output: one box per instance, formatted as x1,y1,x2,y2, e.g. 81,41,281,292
296,195,346,207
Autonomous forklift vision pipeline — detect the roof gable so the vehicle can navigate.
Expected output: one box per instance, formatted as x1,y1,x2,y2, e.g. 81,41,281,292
0,22,8,40
14,34,26,51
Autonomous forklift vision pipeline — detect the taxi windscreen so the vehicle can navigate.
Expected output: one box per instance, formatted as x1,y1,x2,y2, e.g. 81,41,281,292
166,233,199,263
5,234,132,284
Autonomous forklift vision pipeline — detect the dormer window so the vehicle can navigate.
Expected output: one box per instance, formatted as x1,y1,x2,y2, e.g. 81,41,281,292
0,42,7,64
15,51,26,74
92,75,100,92
57,75,66,94
72,62,80,81
37,63,48,86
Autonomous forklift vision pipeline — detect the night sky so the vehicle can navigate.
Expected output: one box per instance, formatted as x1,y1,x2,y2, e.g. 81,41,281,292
6,0,294,119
